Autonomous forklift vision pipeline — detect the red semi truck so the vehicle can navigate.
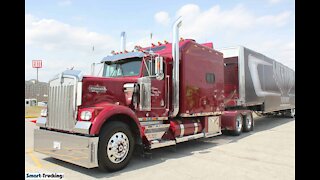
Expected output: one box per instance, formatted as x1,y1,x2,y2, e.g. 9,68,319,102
34,18,295,171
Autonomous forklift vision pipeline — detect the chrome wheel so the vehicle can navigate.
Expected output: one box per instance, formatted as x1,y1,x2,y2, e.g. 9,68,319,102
290,108,295,118
107,132,129,164
236,115,243,132
246,115,252,129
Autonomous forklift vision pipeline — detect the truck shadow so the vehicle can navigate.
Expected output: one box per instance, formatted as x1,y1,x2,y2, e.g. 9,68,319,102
43,116,294,178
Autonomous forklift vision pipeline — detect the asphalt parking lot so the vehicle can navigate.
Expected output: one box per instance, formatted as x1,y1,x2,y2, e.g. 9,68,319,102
25,116,295,180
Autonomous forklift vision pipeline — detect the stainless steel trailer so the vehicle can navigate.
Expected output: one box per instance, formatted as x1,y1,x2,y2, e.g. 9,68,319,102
219,46,295,113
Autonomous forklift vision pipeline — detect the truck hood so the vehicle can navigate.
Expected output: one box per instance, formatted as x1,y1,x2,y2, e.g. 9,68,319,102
80,76,138,107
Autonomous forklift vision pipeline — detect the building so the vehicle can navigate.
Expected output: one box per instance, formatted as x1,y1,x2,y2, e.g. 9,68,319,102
25,98,37,106
25,79,49,102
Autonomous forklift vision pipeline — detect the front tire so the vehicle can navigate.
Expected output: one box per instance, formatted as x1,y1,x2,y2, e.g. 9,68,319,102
98,121,135,172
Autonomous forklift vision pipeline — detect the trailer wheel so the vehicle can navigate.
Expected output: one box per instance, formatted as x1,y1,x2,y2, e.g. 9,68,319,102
98,121,134,172
231,115,243,136
243,113,253,132
290,108,295,118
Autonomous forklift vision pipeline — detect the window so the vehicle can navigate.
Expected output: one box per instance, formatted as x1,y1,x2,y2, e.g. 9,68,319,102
143,59,158,77
103,57,142,77
206,73,215,84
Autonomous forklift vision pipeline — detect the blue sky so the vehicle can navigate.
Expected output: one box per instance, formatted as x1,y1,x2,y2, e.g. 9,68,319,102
25,0,295,81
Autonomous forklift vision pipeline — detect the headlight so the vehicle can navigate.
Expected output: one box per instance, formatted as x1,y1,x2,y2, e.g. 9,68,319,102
40,109,47,117
80,111,92,121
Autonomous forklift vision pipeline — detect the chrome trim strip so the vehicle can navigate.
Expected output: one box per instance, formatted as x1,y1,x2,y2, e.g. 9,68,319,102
73,121,92,134
138,117,168,121
204,132,222,138
140,121,162,126
36,117,47,127
175,133,204,143
144,124,170,130
150,140,176,149
180,111,222,117
123,83,135,88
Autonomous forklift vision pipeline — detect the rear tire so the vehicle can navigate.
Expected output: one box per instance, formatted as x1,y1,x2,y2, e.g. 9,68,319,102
98,121,135,172
231,115,243,136
243,113,253,132
290,108,295,118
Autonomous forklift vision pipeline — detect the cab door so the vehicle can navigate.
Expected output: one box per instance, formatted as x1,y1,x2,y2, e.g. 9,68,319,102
142,56,169,117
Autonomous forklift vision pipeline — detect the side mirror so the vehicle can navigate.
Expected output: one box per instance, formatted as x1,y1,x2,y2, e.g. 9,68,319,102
155,56,164,80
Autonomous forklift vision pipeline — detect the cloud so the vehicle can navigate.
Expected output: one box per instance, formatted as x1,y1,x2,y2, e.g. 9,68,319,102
276,41,295,70
245,39,295,70
164,4,294,69
25,14,117,54
25,2,294,81
154,11,170,25
268,0,282,4
25,14,119,81
256,11,291,27
58,0,72,7
172,4,292,40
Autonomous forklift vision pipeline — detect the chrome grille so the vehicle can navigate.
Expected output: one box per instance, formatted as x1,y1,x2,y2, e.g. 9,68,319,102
47,78,77,131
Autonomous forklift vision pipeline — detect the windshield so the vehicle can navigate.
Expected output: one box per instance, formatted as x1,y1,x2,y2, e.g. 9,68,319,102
103,57,142,77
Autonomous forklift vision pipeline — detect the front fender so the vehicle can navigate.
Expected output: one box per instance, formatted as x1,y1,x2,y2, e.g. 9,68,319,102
89,104,142,136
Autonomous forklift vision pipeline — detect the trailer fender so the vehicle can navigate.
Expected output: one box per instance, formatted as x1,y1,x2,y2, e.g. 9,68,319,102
221,111,239,131
221,110,253,131
90,105,143,138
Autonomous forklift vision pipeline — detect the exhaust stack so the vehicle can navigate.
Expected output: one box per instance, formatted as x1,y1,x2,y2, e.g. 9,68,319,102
120,31,126,52
171,17,182,117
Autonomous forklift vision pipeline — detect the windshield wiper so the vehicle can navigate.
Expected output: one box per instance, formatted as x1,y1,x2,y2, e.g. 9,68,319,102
110,64,119,77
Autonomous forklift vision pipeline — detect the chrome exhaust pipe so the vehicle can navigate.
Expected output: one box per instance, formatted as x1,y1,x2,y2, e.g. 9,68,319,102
171,17,182,117
120,31,126,52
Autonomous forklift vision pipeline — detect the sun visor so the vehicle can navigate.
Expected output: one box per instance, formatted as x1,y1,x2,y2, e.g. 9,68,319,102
101,52,145,63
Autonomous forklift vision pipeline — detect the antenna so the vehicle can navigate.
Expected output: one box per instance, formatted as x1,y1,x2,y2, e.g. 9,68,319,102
150,32,152,52
91,44,95,75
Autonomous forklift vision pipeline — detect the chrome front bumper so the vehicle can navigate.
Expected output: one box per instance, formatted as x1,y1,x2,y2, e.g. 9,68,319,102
34,129,99,168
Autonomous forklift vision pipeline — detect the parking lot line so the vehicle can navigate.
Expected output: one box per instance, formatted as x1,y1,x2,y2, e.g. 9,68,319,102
27,148,43,168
